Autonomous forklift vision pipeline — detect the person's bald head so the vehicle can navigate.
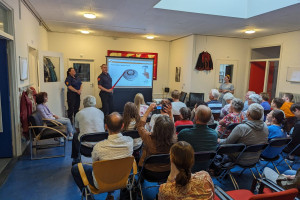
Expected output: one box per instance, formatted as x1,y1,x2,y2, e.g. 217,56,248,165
195,105,212,124
105,112,123,134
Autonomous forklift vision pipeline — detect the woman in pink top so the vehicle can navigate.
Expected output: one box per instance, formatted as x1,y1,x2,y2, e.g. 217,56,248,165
134,93,149,116
175,107,193,134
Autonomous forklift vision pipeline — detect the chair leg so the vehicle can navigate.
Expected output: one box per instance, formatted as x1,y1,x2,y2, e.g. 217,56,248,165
255,166,262,178
284,159,293,170
271,161,280,174
228,172,239,190
249,168,257,179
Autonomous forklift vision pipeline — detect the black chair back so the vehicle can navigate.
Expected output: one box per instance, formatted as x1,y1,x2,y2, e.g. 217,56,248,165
268,138,291,147
143,154,170,165
261,138,291,160
193,151,216,172
179,92,187,102
79,132,108,158
236,143,268,167
188,93,204,108
226,123,240,131
176,124,193,133
122,130,140,139
208,123,217,130
242,143,268,153
216,144,246,155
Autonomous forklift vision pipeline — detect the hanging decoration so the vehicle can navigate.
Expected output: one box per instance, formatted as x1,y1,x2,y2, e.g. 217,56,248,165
195,51,213,71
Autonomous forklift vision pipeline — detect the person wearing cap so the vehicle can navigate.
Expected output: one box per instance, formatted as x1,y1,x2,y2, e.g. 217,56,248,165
219,75,234,106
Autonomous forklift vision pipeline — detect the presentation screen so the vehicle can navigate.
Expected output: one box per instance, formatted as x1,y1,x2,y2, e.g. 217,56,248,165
107,56,154,88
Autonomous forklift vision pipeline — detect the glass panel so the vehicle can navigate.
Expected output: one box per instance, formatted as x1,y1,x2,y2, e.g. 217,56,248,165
219,64,233,83
267,61,279,100
73,63,90,82
0,5,8,33
251,46,281,60
43,56,60,82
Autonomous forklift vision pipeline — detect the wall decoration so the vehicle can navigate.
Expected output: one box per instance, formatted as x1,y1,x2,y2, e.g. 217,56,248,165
175,67,181,82
107,50,158,80
286,67,300,83
19,56,28,80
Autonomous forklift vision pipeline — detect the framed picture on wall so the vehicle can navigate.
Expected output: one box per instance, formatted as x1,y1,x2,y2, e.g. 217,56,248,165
175,67,181,82
19,56,28,81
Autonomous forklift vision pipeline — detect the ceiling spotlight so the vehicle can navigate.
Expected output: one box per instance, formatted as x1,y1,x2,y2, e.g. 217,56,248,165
81,30,90,34
146,35,155,39
245,30,256,34
83,13,96,19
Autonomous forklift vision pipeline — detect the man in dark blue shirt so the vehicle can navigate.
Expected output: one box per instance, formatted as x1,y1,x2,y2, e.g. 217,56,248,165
98,64,113,115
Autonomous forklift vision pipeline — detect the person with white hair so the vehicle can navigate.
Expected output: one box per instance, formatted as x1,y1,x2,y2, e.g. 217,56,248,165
207,89,222,114
71,95,105,165
243,91,256,111
220,93,235,119
243,93,263,120
219,103,268,166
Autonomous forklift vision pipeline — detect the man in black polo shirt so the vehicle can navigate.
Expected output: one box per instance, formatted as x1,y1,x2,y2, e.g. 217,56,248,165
98,64,113,116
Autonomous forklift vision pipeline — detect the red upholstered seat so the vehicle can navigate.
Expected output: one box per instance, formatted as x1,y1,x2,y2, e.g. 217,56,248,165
263,187,273,194
226,189,255,200
249,188,298,200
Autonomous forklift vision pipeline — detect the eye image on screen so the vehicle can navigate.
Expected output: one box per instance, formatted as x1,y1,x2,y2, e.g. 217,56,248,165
107,57,154,88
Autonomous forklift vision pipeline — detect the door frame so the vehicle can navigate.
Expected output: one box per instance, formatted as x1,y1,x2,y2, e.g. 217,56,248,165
214,59,239,90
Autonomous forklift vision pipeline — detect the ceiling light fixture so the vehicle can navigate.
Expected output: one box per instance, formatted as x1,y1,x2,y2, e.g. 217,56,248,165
81,30,90,34
146,35,155,39
245,30,256,34
84,13,96,19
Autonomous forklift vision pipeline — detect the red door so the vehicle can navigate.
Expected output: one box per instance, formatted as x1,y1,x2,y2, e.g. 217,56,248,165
248,61,266,94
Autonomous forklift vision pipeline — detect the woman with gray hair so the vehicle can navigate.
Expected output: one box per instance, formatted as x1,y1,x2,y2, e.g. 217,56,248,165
217,98,245,138
220,93,235,119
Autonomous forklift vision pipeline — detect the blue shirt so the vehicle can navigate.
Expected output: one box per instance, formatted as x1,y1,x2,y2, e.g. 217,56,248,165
65,75,82,91
261,101,271,110
98,73,112,92
207,100,222,114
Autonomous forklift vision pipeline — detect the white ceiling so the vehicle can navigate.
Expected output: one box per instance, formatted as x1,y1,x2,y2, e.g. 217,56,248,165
28,0,300,41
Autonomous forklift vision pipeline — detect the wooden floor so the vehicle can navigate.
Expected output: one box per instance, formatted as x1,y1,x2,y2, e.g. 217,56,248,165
0,140,298,200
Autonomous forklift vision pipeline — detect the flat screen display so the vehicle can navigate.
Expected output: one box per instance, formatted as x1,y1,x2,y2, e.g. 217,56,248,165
107,57,154,88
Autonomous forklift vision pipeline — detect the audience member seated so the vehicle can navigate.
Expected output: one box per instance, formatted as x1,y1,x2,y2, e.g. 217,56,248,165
71,112,133,200
261,110,287,158
134,93,149,116
243,91,255,111
217,98,245,138
171,90,187,116
207,89,222,115
158,141,214,200
71,95,105,165
137,103,177,176
260,92,271,111
220,92,234,119
219,103,268,166
36,92,74,139
149,99,173,132
281,93,296,132
174,107,193,134
178,105,218,153
191,101,215,125
122,102,142,151
243,93,263,120
271,97,284,111
283,103,300,157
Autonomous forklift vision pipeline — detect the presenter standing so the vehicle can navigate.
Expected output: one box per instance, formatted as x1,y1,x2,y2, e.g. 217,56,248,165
98,64,113,116
219,75,234,106
65,68,82,124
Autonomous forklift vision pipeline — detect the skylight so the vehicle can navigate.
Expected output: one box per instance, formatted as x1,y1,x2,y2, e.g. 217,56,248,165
154,0,300,19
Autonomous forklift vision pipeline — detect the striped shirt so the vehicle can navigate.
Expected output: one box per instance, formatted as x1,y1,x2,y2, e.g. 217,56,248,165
207,100,222,114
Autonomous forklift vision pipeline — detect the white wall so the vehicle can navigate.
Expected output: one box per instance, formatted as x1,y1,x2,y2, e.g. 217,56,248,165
169,35,250,101
5,0,48,156
47,32,170,107
250,31,300,97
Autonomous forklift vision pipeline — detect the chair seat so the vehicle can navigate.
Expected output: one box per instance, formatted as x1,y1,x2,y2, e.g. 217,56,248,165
260,155,280,161
226,189,254,200
40,125,67,139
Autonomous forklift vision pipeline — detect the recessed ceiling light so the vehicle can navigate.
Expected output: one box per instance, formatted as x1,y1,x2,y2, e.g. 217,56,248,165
83,13,96,19
245,30,256,34
146,35,155,39
81,30,90,34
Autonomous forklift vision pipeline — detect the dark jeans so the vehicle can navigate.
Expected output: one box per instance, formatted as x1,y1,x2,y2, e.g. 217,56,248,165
71,164,95,192
67,91,80,124
99,92,113,116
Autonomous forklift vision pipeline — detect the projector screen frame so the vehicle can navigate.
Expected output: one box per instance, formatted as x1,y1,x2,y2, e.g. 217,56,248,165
106,56,154,88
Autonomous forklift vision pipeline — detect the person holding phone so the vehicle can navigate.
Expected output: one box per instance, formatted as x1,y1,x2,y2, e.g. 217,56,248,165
148,99,173,132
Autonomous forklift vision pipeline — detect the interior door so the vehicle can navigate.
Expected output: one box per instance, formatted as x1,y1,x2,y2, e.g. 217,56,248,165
68,59,95,109
0,39,12,157
39,51,65,117
248,61,266,94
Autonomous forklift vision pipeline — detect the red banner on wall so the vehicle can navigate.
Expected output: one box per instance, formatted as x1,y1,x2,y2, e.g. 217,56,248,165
107,50,158,80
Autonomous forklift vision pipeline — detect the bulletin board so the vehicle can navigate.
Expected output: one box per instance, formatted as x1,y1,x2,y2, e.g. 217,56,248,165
286,67,300,83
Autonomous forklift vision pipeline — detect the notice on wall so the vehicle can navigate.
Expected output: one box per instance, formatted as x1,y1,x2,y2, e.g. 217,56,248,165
286,67,300,83
0,92,3,133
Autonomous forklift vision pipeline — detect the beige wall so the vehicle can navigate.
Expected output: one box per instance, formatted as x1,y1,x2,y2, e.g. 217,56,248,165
4,0,48,156
169,35,250,102
48,32,170,107
250,30,300,97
